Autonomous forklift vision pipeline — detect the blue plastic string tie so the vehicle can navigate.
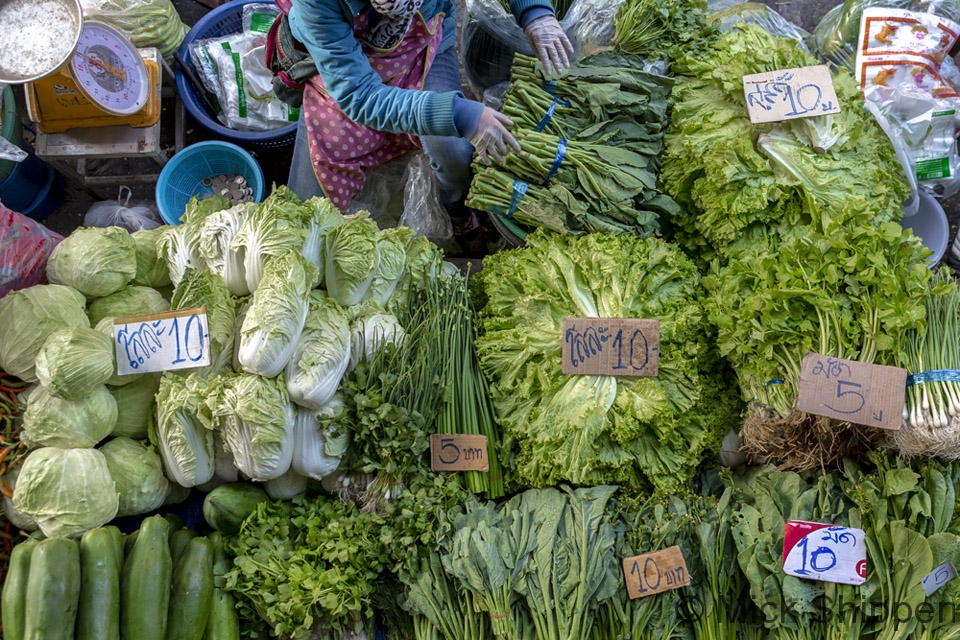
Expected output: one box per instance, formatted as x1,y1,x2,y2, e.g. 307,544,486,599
543,138,567,186
764,379,785,386
534,96,571,132
907,369,960,387
542,80,559,97
508,179,529,218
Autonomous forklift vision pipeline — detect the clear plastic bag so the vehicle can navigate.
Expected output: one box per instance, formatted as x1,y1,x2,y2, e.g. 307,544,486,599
461,0,624,95
0,203,63,298
79,0,188,61
345,156,410,225
83,186,163,232
399,152,455,249
707,2,811,51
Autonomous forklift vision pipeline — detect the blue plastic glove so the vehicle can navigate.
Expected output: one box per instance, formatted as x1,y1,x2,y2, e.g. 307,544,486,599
524,15,574,77
471,106,521,165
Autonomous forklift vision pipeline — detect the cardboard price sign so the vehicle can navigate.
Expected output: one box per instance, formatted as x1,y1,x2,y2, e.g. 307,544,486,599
743,65,841,125
113,308,211,376
623,546,690,599
430,435,489,472
782,521,867,585
796,352,906,430
562,318,659,377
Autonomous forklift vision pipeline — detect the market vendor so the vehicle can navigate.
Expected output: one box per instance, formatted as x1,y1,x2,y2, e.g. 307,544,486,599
276,0,573,222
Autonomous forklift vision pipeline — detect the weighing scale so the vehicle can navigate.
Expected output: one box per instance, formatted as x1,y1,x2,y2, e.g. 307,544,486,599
24,21,161,133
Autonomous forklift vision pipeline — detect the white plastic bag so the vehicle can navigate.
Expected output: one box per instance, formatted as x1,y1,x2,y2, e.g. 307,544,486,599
83,186,163,232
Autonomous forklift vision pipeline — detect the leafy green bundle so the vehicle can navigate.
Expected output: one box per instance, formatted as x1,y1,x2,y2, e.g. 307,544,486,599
612,0,717,64
475,232,741,492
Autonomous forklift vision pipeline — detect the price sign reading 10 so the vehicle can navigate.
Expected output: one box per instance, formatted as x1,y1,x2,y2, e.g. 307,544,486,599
113,308,211,376
622,546,690,599
782,521,867,585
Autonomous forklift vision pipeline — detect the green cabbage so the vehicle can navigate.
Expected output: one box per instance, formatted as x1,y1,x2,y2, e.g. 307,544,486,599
286,291,351,409
196,202,256,296
99,437,171,517
231,186,314,293
89,285,170,326
475,232,740,492
108,373,161,439
153,372,216,488
35,327,115,400
46,226,137,297
21,384,117,448
131,227,172,288
237,250,318,377
13,447,119,539
0,284,89,382
171,268,238,378
367,226,414,305
324,213,381,307
215,372,295,481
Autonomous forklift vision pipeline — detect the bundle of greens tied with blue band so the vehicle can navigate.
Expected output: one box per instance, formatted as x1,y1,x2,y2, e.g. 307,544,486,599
465,53,679,237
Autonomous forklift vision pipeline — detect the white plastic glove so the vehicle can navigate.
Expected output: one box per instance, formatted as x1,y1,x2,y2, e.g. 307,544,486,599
470,106,521,165
524,15,574,77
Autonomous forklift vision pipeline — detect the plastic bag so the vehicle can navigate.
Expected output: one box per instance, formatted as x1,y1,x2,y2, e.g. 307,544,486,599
79,0,188,62
858,8,960,199
399,152,455,249
345,156,410,225
0,203,63,298
83,186,163,232
461,0,624,94
707,2,811,50
188,7,299,133
812,0,960,69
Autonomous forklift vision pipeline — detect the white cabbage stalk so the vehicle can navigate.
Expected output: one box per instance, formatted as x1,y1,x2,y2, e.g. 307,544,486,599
286,292,351,409
348,304,405,371
292,398,350,481
231,187,310,293
156,224,196,288
238,251,317,377
265,467,309,500
366,227,413,305
197,203,255,296
216,373,295,481
301,196,345,287
154,373,216,488
171,269,238,379
324,214,381,307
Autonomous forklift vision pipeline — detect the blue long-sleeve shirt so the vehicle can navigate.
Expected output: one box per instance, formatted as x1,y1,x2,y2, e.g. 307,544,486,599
288,0,555,138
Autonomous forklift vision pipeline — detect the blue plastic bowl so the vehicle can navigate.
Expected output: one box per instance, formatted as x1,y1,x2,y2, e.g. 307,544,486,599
176,0,298,148
156,141,265,225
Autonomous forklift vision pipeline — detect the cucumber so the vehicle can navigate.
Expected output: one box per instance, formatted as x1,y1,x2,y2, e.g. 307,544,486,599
77,527,122,640
170,527,198,567
204,533,239,640
165,513,186,539
106,525,125,571
121,515,171,640
23,538,81,640
124,529,139,557
1,539,39,640
166,536,214,640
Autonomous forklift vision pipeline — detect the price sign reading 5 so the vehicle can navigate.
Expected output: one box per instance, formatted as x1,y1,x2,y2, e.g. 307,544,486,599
113,308,211,376
796,352,906,431
429,435,489,472
923,562,958,597
622,546,690,599
782,521,867,585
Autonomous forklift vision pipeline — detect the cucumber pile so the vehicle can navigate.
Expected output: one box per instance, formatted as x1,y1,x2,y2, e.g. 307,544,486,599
1,515,238,640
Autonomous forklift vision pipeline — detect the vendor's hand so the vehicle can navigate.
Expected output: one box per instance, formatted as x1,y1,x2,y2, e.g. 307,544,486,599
471,107,521,165
524,15,574,77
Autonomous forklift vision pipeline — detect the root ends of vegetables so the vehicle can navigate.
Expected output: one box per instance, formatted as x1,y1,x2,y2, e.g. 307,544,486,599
740,403,885,471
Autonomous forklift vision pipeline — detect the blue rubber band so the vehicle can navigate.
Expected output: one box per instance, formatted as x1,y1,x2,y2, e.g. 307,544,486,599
508,180,529,218
543,138,567,186
534,96,572,133
907,369,960,387
765,379,785,386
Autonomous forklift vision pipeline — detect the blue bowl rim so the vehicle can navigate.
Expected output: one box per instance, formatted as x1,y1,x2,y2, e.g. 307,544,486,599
156,140,266,225
175,0,297,143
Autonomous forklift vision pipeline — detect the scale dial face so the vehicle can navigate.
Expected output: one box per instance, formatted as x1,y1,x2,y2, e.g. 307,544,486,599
69,21,149,117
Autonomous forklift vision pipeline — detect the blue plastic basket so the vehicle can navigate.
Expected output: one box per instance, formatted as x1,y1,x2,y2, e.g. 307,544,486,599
176,0,298,149
156,141,265,225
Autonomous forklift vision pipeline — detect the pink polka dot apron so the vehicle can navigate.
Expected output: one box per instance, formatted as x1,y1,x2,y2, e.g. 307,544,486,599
303,12,442,210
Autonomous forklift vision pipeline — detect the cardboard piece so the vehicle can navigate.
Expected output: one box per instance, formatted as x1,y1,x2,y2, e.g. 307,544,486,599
430,434,490,472
561,318,659,376
622,546,690,599
743,65,842,124
113,307,211,375
796,352,906,430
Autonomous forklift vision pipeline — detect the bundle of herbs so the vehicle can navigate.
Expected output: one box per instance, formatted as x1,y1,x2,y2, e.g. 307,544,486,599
612,0,718,65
